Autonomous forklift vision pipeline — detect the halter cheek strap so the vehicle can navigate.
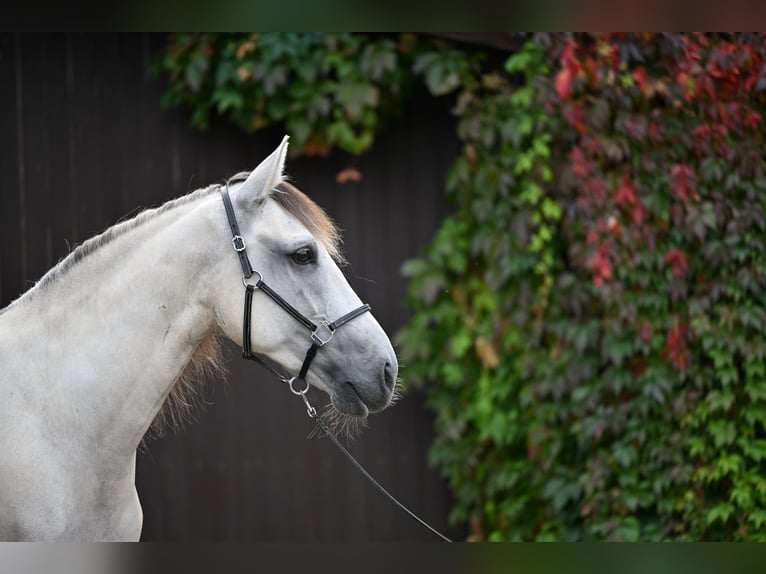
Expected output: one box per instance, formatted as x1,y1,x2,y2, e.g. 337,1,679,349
220,185,371,404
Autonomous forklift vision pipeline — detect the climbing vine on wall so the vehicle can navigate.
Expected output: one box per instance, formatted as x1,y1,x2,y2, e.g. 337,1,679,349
159,33,766,540
158,33,418,155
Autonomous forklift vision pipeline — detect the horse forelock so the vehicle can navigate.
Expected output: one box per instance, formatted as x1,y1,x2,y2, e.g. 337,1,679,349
272,181,346,265
227,172,345,265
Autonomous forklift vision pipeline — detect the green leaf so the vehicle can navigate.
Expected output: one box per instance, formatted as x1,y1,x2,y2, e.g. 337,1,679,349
688,436,706,457
731,483,753,508
510,86,533,107
505,50,532,74
335,83,379,119
212,88,244,113
612,517,641,542
488,531,504,542
742,404,766,427
287,116,312,148
708,420,737,448
706,390,735,413
184,52,209,93
519,182,542,204
543,478,581,512
450,330,473,358
749,510,766,528
541,197,562,221
613,443,638,468
414,52,462,96
706,503,735,525
746,380,766,401
360,41,397,81
713,454,742,477
719,366,739,387
739,439,766,463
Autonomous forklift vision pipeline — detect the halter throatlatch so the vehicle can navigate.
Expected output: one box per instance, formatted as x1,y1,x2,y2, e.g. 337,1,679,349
220,184,371,417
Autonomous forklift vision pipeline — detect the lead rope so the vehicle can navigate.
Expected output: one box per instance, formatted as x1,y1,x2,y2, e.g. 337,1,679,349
310,407,453,542
220,183,452,543
254,364,453,542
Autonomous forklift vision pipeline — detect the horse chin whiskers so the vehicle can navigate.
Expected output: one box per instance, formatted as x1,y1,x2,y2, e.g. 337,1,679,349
388,380,403,407
311,403,369,441
309,379,401,442
375,377,403,410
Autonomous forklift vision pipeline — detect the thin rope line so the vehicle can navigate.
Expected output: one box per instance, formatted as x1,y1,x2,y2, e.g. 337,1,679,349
314,415,453,542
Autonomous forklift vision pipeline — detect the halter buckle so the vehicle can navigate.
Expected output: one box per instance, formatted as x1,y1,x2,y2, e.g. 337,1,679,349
311,321,334,346
232,235,247,252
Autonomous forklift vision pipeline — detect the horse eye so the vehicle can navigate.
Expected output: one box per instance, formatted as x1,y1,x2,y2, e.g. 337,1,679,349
291,247,314,265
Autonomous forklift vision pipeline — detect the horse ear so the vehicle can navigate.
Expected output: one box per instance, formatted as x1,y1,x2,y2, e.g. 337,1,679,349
235,135,290,205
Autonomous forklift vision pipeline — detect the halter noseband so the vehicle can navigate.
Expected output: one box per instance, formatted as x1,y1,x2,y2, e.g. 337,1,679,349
220,184,371,414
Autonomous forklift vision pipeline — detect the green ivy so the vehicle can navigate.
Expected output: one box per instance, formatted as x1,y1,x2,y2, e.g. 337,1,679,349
401,33,766,541
158,33,766,540
157,33,419,155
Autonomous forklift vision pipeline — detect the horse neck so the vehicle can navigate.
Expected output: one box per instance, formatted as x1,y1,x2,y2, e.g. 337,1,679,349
1,193,223,468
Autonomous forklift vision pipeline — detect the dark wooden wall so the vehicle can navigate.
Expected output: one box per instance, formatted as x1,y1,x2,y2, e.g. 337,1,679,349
0,34,463,541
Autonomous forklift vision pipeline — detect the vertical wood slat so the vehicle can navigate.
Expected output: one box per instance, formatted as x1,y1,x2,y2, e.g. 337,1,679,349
0,33,465,542
0,33,20,305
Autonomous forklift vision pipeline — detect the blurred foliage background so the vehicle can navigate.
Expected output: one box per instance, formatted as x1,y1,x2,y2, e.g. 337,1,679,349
159,33,766,540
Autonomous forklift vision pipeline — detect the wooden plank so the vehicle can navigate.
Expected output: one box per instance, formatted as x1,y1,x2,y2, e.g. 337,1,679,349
16,34,50,288
0,33,21,307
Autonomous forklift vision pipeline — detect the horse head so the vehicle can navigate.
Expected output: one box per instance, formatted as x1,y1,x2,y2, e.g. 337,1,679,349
211,137,398,422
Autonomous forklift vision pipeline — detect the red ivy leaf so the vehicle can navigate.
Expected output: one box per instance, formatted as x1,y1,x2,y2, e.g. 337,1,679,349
589,242,612,287
614,176,636,206
562,102,586,133
665,249,690,279
664,323,689,371
555,68,573,100
744,109,761,130
745,70,758,92
669,164,697,202
569,146,589,177
632,202,648,226
560,39,581,74
632,66,649,93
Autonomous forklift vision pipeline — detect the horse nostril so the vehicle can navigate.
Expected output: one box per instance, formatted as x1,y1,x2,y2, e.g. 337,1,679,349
383,362,396,391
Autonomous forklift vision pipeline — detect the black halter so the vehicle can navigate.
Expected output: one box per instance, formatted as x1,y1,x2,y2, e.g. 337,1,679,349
220,184,371,412
219,183,452,542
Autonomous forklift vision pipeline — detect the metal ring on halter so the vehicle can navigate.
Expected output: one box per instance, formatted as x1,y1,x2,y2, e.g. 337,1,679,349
287,376,310,396
242,269,263,288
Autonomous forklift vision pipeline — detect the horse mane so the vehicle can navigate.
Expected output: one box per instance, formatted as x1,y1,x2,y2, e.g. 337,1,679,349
22,185,221,306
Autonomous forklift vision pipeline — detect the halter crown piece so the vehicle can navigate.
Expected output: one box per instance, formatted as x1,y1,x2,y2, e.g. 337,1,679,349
219,184,452,542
